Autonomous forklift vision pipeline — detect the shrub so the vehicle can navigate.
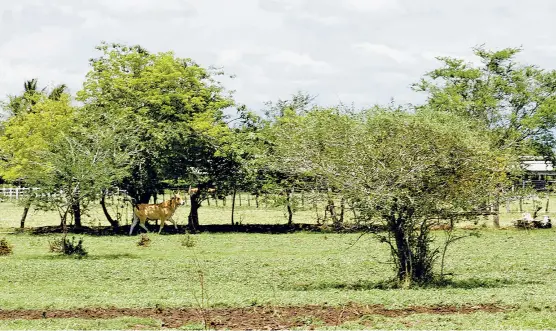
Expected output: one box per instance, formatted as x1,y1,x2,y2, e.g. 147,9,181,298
181,234,197,248
48,236,88,257
0,238,13,256
137,234,151,247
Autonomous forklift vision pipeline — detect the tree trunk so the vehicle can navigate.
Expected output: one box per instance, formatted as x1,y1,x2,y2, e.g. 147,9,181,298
188,192,201,232
326,188,341,227
546,194,550,212
390,216,411,283
255,193,259,208
71,187,82,228
492,208,500,228
339,197,345,224
492,193,500,229
231,187,237,225
100,191,119,228
286,189,293,225
20,198,32,229
138,192,152,204
72,200,82,228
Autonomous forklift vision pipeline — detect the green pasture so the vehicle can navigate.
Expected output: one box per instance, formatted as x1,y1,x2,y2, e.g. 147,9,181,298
0,228,556,329
1,195,556,329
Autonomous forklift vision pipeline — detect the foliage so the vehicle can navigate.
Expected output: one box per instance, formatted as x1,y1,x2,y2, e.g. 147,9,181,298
180,234,197,248
269,107,512,284
77,42,235,204
48,236,88,257
0,92,135,227
413,46,556,158
0,237,13,256
137,234,151,247
1,78,67,118
0,95,75,183
257,92,323,224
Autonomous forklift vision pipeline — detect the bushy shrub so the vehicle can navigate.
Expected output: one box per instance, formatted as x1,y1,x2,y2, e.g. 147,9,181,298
0,238,13,256
48,236,88,257
137,234,151,247
181,234,197,248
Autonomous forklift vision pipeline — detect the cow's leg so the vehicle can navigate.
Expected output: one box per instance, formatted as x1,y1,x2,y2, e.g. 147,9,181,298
169,217,178,230
129,215,139,235
139,218,149,233
158,219,166,234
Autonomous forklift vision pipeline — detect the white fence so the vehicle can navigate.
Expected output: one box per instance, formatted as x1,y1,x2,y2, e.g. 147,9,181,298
0,187,38,200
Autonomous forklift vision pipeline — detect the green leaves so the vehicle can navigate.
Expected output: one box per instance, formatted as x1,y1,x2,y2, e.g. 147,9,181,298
77,42,236,201
0,95,75,183
414,45,556,158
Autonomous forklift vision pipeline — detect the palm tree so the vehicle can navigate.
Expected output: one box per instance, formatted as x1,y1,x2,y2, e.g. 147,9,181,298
4,79,67,116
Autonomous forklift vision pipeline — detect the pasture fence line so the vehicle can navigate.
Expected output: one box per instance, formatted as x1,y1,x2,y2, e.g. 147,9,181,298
0,187,39,200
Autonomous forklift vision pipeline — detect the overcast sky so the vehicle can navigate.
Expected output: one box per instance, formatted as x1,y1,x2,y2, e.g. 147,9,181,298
1,0,556,114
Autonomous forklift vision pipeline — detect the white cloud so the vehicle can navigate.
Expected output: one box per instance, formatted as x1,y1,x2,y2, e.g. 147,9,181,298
353,43,416,64
295,12,343,25
77,9,119,30
343,0,403,12
266,50,336,73
216,49,244,66
2,0,556,112
96,0,189,14
0,26,73,61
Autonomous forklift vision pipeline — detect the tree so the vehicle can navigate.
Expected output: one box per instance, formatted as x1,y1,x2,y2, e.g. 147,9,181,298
259,92,321,225
3,78,67,117
77,42,235,206
271,107,511,285
0,92,133,228
413,46,556,227
38,120,133,228
0,94,73,226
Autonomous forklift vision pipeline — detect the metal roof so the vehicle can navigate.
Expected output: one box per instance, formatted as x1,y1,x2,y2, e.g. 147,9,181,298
522,160,555,173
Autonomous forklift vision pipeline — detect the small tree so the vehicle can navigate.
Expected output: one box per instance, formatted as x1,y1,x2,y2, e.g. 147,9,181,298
0,94,134,228
272,107,511,285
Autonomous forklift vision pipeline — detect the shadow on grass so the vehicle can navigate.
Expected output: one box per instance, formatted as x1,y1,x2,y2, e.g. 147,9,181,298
288,277,543,291
27,223,386,236
26,253,138,260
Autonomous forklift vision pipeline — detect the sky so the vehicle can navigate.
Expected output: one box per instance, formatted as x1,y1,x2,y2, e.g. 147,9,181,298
1,0,556,116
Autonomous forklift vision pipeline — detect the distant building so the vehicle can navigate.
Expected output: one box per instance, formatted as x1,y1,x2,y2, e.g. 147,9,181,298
521,157,556,190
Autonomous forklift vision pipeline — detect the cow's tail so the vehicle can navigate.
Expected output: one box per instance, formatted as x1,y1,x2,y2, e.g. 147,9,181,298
123,195,139,210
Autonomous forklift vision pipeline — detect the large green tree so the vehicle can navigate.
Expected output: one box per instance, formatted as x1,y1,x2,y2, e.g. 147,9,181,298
77,42,235,206
413,46,556,154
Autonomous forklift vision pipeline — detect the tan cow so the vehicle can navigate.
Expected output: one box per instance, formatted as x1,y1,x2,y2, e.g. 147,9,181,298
129,192,185,235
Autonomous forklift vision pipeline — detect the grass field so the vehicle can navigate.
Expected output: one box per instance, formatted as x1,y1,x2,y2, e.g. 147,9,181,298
1,196,556,329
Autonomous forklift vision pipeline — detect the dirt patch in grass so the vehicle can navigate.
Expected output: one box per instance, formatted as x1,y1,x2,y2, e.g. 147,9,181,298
0,303,510,329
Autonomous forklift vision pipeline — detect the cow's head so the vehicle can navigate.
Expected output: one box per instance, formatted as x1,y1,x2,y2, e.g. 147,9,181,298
173,191,186,205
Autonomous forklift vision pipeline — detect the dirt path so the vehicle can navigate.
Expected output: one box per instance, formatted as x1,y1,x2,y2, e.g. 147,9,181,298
0,303,508,329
